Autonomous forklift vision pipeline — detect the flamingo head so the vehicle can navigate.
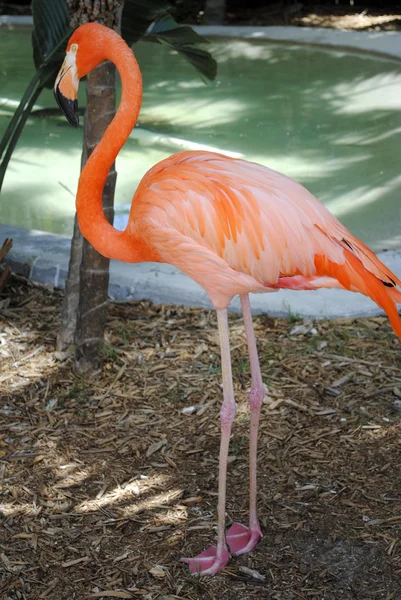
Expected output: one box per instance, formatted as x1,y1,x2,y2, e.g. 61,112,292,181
54,23,111,128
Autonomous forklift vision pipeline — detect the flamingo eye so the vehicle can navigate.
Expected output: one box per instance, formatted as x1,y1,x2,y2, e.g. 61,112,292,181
70,43,78,53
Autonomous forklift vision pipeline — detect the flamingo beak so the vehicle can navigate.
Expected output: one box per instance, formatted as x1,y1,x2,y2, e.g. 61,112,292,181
54,53,79,128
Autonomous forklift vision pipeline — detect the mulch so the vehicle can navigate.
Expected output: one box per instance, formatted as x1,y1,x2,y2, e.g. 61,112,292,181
0,275,400,599
225,3,401,31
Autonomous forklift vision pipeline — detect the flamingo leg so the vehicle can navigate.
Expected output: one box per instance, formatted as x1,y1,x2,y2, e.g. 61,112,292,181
180,308,234,575
226,293,263,555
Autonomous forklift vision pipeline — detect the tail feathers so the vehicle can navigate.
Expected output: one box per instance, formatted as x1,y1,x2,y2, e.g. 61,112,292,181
338,232,401,289
392,286,401,305
315,251,401,340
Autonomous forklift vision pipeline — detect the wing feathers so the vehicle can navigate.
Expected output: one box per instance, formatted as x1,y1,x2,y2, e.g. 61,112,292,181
133,151,401,335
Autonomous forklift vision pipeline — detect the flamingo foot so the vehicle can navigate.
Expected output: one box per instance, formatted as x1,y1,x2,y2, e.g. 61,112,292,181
226,522,262,555
180,545,230,575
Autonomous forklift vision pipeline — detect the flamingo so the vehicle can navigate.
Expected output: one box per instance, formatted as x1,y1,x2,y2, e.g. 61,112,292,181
54,23,401,575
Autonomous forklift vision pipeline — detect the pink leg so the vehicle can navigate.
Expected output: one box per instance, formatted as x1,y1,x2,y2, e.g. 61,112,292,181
180,308,234,575
226,294,263,555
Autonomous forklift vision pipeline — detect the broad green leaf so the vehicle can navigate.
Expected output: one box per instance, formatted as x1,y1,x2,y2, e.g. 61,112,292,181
148,13,209,45
144,14,217,81
32,0,71,68
146,32,217,80
122,2,217,81
121,0,172,46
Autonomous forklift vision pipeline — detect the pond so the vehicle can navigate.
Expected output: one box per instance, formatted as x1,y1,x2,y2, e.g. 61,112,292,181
1,25,401,251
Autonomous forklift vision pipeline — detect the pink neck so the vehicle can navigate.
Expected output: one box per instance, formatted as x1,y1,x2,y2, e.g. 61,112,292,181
76,37,147,262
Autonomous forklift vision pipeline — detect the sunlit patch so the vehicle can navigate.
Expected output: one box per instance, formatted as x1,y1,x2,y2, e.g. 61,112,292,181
0,97,43,117
140,98,246,129
325,174,401,218
75,473,175,513
334,127,401,147
76,480,141,512
130,128,242,158
0,322,58,395
55,467,94,489
325,72,401,114
117,489,184,517
212,40,276,63
152,506,188,526
246,153,366,182
0,502,42,517
360,423,401,441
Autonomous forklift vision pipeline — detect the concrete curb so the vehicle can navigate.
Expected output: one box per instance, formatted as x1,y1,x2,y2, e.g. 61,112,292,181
0,16,33,26
193,25,401,62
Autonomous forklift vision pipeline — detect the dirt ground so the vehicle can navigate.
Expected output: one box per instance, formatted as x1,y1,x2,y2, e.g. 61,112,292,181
0,275,400,599
226,4,401,31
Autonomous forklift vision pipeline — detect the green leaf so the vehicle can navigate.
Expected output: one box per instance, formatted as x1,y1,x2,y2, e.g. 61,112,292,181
147,34,217,81
122,2,217,81
171,45,217,81
121,0,172,46
148,13,209,45
144,15,217,81
32,0,71,68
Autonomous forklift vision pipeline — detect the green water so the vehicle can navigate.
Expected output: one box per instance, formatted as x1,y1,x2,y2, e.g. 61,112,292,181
1,26,401,250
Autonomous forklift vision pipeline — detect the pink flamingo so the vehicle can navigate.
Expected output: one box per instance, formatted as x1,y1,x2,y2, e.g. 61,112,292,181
54,23,401,575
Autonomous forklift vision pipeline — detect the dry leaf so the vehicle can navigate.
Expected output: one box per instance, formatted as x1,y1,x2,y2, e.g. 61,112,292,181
239,566,266,581
146,439,167,457
149,565,167,578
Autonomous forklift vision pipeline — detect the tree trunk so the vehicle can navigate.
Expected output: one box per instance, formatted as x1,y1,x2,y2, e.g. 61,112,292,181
204,0,226,24
57,0,124,372
74,60,117,374
56,214,84,355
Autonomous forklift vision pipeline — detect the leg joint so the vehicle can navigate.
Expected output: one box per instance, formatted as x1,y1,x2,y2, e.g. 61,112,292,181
249,382,264,410
220,397,236,427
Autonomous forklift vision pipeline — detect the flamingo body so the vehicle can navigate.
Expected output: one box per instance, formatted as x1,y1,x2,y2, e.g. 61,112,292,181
127,150,401,315
54,23,401,576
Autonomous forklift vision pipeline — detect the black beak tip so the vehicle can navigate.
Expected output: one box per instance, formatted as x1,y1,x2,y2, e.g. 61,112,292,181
54,86,79,128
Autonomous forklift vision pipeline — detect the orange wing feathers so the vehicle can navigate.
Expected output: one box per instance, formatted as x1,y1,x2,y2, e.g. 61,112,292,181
129,150,401,335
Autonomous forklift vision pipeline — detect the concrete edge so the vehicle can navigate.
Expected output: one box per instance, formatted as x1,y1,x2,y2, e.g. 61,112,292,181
0,15,33,26
2,224,400,319
2,16,401,62
192,25,401,62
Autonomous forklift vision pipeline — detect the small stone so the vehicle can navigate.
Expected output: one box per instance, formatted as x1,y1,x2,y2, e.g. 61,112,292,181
239,566,266,581
290,324,309,336
393,399,401,412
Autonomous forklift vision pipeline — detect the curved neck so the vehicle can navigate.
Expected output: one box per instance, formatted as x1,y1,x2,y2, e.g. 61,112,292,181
76,37,148,262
